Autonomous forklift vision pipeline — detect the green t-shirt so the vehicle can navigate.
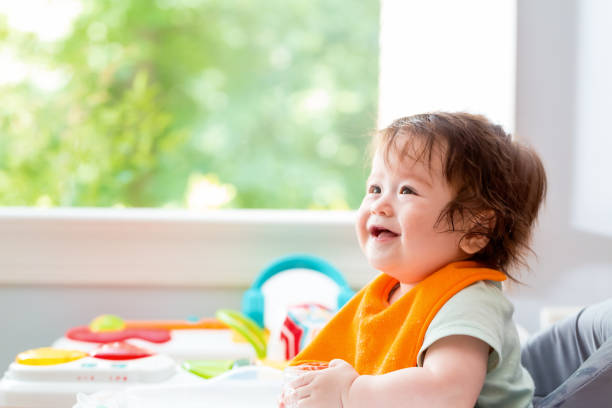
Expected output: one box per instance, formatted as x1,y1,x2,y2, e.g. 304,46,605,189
416,281,534,408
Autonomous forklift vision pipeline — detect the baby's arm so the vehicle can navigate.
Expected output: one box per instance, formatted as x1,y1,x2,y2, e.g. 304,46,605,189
347,335,489,407
290,334,488,408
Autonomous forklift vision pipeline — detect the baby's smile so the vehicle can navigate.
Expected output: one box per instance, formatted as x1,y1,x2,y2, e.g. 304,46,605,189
369,225,400,241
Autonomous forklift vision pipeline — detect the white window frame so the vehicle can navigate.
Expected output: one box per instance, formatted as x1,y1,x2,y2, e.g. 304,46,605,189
0,208,374,288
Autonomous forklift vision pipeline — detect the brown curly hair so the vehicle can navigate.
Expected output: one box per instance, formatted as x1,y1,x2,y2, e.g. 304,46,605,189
373,112,547,280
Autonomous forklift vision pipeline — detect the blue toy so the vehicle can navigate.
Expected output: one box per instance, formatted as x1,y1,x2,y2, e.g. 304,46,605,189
241,254,354,328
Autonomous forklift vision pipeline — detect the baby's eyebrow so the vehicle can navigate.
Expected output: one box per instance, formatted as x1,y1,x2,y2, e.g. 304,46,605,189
366,163,434,187
408,171,432,187
399,162,434,187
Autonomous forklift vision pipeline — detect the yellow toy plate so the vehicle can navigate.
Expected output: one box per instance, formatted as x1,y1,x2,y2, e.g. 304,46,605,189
16,348,89,366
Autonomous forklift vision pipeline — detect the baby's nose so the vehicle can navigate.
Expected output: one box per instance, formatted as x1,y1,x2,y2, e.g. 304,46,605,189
370,197,393,216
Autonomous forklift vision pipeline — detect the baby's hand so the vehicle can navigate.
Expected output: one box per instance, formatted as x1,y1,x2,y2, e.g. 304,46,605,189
288,359,359,408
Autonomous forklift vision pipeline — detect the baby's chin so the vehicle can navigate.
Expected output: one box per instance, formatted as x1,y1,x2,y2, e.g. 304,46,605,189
366,258,401,277
368,260,430,283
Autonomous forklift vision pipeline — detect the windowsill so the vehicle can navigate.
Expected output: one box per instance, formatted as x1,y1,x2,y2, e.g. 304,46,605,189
0,207,374,288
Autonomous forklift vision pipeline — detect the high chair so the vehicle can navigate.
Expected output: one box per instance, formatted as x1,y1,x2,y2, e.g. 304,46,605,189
521,299,612,408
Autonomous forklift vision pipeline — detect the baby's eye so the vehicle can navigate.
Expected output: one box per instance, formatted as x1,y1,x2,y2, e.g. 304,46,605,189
368,185,381,194
400,185,417,195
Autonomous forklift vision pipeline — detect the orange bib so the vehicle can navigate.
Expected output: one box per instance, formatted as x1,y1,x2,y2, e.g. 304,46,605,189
291,261,506,374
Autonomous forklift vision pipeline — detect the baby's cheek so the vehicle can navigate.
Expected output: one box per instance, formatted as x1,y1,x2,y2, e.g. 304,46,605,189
355,217,368,248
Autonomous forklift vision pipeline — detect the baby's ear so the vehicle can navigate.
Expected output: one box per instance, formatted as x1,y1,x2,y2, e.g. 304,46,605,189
459,210,496,255
459,234,490,255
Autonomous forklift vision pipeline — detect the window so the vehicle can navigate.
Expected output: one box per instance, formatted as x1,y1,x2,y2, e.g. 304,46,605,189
571,0,612,237
0,0,380,210
378,0,516,132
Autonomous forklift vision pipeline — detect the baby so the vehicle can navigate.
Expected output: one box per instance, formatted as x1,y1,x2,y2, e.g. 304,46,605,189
283,112,546,407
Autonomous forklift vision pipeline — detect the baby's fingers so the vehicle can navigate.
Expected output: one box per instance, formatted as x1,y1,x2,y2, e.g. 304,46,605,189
329,358,351,368
289,372,316,389
292,382,313,403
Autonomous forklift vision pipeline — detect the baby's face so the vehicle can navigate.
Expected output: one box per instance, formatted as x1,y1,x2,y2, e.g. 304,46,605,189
355,139,467,284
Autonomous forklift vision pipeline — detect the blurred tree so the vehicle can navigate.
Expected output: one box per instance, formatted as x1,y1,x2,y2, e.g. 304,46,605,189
0,0,379,209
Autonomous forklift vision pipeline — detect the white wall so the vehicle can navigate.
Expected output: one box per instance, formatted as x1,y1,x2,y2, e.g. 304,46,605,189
508,0,612,327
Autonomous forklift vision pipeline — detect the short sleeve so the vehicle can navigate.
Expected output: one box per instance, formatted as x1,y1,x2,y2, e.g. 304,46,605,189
416,280,513,372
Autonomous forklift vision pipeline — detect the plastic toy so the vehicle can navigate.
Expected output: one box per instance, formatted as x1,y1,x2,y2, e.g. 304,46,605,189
0,342,202,408
280,303,333,360
89,314,125,332
1,254,352,408
73,365,284,408
181,358,250,380
65,325,172,344
242,254,355,328
179,309,270,379
0,311,271,408
90,315,227,331
214,309,267,360
53,315,257,363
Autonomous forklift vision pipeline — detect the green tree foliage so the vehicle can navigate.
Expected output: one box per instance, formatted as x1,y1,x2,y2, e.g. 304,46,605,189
0,0,379,209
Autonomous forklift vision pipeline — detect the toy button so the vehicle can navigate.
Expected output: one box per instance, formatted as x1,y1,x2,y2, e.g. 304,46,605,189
66,326,171,344
16,348,88,366
89,314,126,332
90,342,153,361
